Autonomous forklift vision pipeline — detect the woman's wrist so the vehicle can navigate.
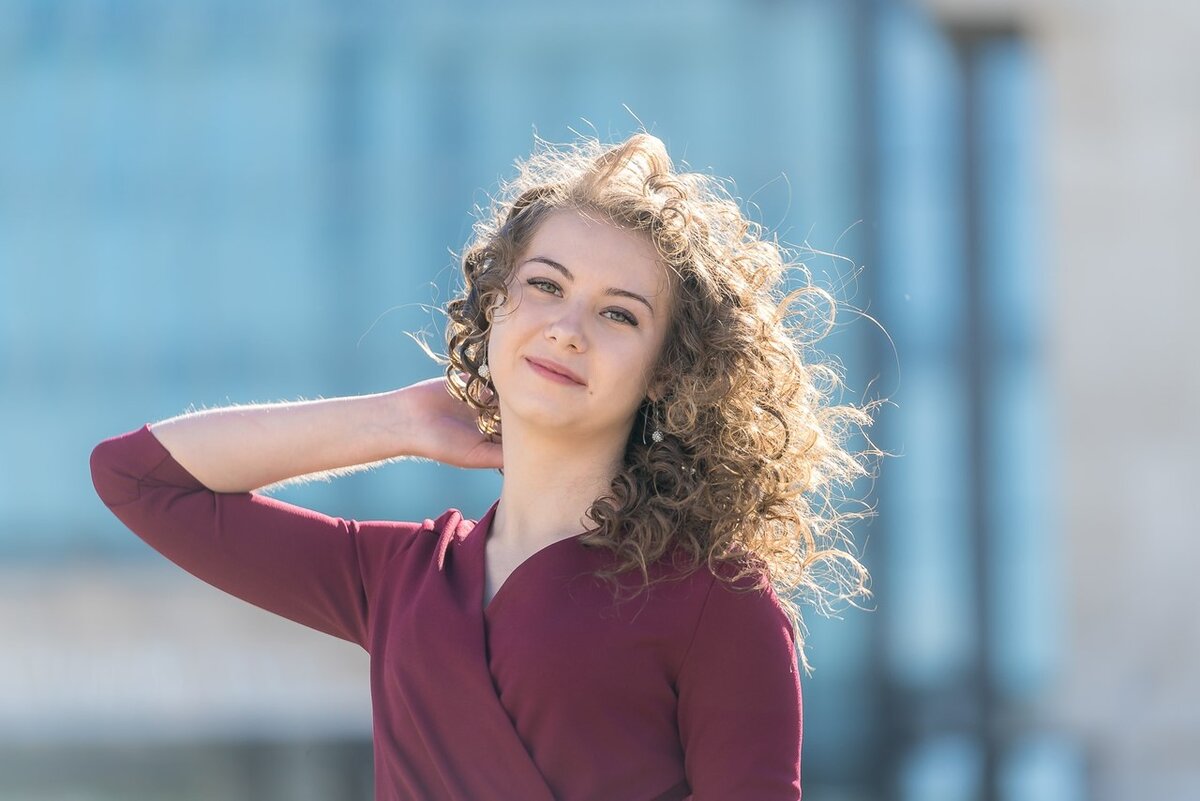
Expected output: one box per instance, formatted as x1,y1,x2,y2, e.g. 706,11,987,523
380,385,425,460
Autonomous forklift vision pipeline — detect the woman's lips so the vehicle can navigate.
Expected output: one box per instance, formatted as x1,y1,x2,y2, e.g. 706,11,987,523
525,357,585,386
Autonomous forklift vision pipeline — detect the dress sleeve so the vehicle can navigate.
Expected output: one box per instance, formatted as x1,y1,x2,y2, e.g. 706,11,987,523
89,424,421,653
676,569,804,800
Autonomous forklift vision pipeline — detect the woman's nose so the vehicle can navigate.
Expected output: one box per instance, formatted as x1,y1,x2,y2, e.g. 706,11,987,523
544,306,587,350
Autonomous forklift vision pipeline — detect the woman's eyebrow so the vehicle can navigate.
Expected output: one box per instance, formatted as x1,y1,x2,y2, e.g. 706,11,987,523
520,256,656,316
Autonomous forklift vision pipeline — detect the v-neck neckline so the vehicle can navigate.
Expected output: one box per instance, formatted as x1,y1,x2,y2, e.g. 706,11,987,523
474,500,587,616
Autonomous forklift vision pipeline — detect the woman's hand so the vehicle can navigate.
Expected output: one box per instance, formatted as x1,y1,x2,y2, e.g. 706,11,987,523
397,376,503,470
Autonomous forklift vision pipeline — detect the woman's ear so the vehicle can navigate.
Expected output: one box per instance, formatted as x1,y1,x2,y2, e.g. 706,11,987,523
646,377,667,405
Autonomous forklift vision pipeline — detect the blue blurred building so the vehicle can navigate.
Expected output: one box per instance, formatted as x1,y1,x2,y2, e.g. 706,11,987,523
8,0,1190,799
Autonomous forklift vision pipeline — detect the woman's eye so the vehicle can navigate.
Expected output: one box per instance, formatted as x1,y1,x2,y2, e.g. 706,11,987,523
604,309,638,326
527,278,638,326
528,278,561,295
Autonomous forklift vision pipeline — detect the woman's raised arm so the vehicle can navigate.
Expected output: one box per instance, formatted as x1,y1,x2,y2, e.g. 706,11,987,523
87,377,500,649
145,377,501,494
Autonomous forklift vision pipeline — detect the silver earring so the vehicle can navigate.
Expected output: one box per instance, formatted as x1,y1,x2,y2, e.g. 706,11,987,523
642,402,664,445
478,362,490,380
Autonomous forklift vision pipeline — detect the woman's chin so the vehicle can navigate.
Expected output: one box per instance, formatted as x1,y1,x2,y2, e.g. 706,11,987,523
510,406,626,441
502,394,636,437
514,413,582,434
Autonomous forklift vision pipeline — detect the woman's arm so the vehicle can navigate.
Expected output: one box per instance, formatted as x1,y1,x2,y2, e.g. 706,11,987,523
88,378,499,650
147,376,501,494
146,389,418,494
676,570,803,799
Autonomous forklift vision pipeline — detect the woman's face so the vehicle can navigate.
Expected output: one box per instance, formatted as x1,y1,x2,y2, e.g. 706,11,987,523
487,207,673,445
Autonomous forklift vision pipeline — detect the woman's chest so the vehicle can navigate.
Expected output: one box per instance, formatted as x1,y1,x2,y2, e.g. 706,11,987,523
373,539,708,716
480,575,685,755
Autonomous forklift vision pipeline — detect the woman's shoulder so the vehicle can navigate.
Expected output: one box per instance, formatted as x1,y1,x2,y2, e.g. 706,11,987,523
659,548,788,627
350,505,470,572
653,540,773,588
614,543,779,618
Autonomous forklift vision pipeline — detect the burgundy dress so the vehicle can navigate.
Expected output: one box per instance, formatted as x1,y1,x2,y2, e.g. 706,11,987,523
90,424,803,800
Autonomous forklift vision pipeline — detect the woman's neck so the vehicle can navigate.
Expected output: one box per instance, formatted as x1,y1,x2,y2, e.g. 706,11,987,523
491,422,626,552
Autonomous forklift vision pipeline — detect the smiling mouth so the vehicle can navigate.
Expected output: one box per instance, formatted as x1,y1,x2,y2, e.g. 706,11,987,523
525,357,585,386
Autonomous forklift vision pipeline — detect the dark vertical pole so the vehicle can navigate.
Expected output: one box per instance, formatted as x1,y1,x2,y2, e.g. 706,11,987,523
850,1,903,799
953,27,999,801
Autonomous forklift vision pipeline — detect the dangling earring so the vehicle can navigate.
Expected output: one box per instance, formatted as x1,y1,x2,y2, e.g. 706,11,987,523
478,361,490,380
641,401,664,445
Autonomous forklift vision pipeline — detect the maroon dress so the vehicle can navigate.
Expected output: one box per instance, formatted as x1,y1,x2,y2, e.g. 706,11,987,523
90,424,803,800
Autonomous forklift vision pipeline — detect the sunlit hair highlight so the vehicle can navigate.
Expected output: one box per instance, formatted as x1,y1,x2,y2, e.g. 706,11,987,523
434,131,883,675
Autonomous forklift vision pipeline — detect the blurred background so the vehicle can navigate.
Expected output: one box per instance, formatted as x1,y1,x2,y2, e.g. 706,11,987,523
2,0,1197,799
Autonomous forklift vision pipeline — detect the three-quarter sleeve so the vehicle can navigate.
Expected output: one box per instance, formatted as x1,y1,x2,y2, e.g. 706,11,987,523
89,424,420,652
676,569,803,800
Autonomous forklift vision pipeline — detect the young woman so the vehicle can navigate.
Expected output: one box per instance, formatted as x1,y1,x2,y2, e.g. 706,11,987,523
90,132,876,801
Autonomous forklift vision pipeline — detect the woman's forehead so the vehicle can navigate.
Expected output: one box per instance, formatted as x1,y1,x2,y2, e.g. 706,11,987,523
523,208,673,293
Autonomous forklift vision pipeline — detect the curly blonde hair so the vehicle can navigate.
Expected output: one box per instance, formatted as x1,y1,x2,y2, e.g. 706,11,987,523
440,131,881,675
